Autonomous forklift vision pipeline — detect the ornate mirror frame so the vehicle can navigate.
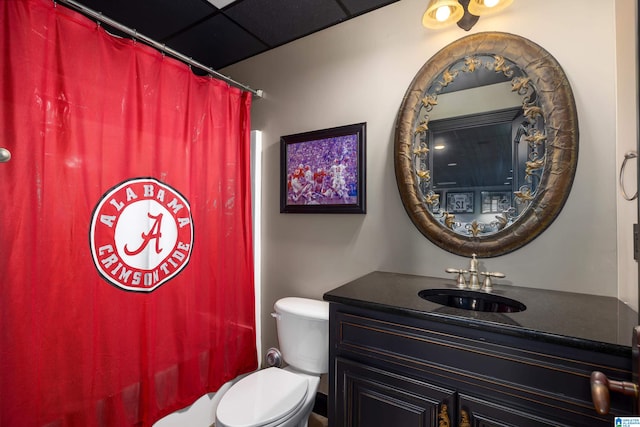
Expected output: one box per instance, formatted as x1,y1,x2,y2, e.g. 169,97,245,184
394,32,578,257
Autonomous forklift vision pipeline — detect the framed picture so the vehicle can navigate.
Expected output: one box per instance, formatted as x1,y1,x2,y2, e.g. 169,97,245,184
481,191,512,213
446,192,474,214
280,123,366,213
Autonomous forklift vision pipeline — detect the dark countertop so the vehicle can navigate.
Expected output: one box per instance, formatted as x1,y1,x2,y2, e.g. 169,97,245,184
323,271,638,355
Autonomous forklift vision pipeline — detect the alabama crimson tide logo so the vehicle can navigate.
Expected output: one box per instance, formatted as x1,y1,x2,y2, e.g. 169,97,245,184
90,178,194,292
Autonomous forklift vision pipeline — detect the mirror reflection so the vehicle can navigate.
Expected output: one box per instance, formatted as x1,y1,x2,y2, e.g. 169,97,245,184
416,55,545,236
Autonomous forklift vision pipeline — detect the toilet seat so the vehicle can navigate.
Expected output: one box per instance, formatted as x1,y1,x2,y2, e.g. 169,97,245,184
216,367,309,427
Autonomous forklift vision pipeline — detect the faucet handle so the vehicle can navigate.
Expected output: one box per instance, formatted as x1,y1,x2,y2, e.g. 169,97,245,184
480,271,506,292
445,268,468,289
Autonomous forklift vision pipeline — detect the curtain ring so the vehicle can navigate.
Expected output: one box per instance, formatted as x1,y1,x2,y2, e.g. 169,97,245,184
619,150,638,201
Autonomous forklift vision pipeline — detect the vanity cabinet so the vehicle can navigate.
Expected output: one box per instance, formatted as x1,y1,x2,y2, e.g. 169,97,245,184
325,273,636,427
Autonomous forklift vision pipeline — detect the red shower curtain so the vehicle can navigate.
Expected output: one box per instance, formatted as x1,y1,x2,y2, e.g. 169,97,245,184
0,0,257,426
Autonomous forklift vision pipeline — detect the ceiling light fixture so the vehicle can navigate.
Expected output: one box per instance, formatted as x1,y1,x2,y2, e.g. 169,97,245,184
422,0,513,31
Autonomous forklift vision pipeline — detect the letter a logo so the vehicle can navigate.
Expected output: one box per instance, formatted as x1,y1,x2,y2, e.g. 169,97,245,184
89,178,194,292
124,213,164,255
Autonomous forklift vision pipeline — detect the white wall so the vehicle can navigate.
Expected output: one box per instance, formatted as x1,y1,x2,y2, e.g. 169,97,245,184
222,0,637,355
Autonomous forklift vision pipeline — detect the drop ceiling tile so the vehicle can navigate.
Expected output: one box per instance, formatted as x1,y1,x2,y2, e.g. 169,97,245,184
164,13,269,70
224,0,348,47
64,0,401,70
340,0,400,15
73,0,216,40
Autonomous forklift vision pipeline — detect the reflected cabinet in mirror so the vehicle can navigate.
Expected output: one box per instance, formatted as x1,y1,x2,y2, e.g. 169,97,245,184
394,32,578,257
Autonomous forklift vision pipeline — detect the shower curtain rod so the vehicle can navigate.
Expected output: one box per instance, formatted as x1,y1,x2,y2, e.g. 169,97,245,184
57,0,264,98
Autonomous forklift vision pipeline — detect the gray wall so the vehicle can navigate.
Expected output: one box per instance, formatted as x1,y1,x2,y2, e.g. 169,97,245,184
224,0,637,356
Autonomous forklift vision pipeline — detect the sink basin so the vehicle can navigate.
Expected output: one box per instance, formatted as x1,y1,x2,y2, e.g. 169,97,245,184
418,288,526,313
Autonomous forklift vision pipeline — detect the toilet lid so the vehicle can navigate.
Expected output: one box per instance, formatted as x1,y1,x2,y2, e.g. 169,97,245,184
216,367,308,427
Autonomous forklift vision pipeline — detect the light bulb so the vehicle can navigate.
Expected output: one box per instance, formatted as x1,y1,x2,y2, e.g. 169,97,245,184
423,0,465,29
484,0,499,7
435,6,451,22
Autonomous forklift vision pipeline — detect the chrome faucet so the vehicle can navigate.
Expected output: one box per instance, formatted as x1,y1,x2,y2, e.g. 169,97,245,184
445,254,505,292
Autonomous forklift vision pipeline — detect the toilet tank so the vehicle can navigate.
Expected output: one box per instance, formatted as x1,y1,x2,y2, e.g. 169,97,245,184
273,297,329,375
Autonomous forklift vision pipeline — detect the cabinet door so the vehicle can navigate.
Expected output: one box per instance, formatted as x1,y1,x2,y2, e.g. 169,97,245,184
335,357,455,427
459,394,587,427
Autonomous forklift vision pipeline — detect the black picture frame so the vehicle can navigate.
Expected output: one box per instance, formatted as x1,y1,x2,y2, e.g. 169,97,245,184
280,123,366,213
446,191,474,214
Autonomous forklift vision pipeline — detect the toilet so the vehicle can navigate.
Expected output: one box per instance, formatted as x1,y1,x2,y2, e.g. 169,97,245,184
215,297,329,427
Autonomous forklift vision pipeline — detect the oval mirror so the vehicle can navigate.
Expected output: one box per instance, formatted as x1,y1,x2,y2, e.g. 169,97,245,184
394,32,578,257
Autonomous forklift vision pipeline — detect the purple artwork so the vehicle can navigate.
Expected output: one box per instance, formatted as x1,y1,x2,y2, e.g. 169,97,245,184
286,135,359,205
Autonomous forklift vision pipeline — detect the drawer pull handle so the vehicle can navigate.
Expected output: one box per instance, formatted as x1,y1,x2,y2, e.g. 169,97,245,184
590,371,638,415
